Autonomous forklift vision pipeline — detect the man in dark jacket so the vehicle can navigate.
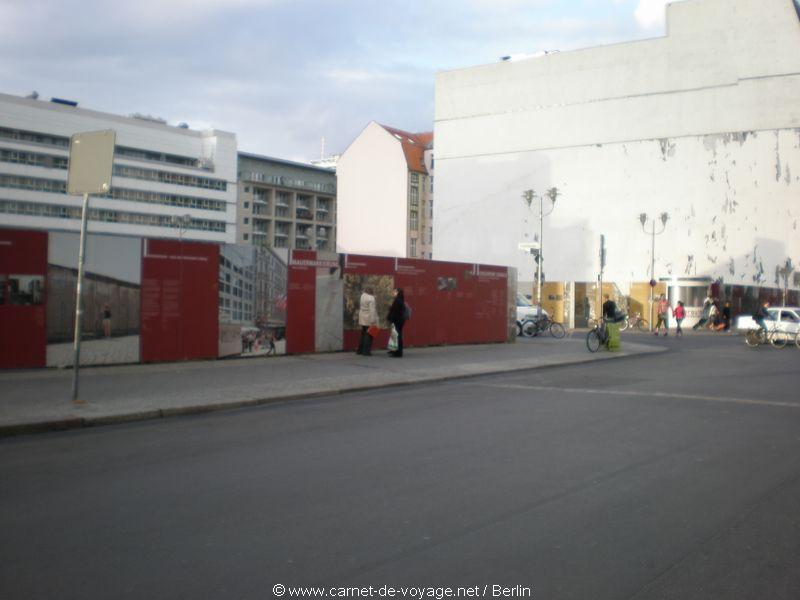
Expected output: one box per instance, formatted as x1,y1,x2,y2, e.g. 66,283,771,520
755,301,771,334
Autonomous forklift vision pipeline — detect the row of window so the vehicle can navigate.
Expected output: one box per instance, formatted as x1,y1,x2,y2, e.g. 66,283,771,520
0,148,68,169
0,199,226,232
0,126,208,170
0,146,227,192
0,174,227,212
113,164,227,191
240,171,336,194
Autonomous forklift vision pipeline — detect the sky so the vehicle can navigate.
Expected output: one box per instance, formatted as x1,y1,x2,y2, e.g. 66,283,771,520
0,0,674,163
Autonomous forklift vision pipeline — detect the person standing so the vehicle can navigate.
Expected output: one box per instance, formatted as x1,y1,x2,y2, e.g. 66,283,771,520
672,301,686,337
654,294,670,336
102,303,112,338
357,286,378,356
602,294,617,321
386,288,407,358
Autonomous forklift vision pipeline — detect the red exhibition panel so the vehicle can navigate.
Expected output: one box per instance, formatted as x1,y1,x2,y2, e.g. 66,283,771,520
286,250,317,354
140,239,219,363
0,229,47,369
341,254,396,351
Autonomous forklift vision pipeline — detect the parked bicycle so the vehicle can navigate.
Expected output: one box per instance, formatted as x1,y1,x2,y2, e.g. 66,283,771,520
619,312,649,332
586,319,609,352
744,326,791,349
521,314,566,338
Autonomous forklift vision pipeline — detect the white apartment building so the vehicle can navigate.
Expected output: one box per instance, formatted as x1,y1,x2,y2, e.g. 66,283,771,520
0,92,237,243
433,0,800,305
337,122,433,259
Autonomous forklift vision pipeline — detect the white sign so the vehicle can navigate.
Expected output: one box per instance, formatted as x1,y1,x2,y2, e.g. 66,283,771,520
67,130,116,195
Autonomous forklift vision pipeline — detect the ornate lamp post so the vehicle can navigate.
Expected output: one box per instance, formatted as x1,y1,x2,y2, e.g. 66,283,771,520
523,188,559,315
639,212,669,330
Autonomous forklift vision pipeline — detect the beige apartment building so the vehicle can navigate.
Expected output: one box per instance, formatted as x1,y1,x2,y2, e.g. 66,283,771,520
337,122,433,259
237,152,336,252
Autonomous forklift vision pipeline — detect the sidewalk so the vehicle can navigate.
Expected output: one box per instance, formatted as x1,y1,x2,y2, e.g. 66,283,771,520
0,337,664,436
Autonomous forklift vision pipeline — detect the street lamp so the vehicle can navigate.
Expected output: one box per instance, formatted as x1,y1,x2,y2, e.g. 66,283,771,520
522,187,559,315
639,212,669,330
171,213,192,241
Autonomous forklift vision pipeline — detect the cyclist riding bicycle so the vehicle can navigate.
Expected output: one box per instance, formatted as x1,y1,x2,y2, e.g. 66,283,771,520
754,301,771,334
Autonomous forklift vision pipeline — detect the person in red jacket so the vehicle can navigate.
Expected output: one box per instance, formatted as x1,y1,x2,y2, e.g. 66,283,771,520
672,301,686,337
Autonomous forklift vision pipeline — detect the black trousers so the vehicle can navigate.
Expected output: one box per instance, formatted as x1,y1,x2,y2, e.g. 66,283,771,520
392,321,405,356
358,326,373,355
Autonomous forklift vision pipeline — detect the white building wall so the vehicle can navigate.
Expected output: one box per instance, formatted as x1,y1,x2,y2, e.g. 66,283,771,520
336,122,409,257
0,93,238,243
434,0,800,289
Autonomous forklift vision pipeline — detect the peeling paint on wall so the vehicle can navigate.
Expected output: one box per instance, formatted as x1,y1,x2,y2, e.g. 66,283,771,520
659,138,676,161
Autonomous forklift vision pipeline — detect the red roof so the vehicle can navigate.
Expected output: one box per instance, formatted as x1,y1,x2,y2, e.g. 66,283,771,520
380,124,433,174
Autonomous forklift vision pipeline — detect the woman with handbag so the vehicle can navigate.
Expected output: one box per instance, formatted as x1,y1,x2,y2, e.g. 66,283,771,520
357,286,379,356
386,288,407,358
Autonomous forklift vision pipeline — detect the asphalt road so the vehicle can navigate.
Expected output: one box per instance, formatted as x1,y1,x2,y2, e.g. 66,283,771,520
2,334,799,600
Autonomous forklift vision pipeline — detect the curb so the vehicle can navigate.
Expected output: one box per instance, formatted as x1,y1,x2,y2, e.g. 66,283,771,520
0,346,665,438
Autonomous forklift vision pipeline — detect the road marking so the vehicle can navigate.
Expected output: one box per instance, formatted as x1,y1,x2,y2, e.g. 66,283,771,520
469,382,800,410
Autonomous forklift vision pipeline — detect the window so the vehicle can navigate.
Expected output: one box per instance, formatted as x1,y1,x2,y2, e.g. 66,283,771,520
243,233,249,241
245,187,251,193
429,199,433,219
0,199,226,232
430,176,434,193
410,185,419,206
243,217,249,224
428,227,433,244
409,210,418,231
244,202,249,209
410,238,417,258
410,172,419,184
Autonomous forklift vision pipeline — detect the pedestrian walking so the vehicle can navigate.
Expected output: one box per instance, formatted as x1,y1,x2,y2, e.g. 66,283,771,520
672,301,685,337
357,286,379,356
386,287,407,358
654,294,670,336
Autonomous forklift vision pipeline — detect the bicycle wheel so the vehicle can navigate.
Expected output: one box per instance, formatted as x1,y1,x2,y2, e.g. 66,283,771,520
770,330,788,349
744,329,763,348
586,329,601,352
549,322,566,338
619,318,629,332
636,319,649,332
521,320,537,337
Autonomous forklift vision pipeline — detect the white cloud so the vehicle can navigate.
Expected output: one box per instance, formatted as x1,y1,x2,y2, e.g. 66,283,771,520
634,0,670,29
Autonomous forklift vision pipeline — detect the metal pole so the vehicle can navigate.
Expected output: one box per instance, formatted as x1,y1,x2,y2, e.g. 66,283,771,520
537,197,543,316
650,222,655,331
71,192,90,402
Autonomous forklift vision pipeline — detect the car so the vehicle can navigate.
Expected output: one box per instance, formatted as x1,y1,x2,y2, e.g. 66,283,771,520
736,306,800,335
516,293,548,335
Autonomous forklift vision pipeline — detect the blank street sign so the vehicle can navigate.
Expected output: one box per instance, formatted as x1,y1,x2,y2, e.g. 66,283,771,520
67,130,116,195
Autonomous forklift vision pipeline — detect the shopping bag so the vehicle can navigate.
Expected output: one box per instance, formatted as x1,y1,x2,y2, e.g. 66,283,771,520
387,325,398,351
367,324,379,338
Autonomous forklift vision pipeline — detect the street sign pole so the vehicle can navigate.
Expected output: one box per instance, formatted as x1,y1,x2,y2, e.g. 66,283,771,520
71,192,90,402
66,129,116,403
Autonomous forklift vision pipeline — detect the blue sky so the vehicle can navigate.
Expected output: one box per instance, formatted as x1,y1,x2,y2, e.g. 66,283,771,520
0,0,673,162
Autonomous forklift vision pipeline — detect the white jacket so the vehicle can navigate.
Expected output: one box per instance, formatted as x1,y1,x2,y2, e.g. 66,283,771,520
358,292,378,326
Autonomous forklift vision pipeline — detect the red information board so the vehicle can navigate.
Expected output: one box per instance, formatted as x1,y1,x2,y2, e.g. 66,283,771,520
140,239,219,363
0,229,48,369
